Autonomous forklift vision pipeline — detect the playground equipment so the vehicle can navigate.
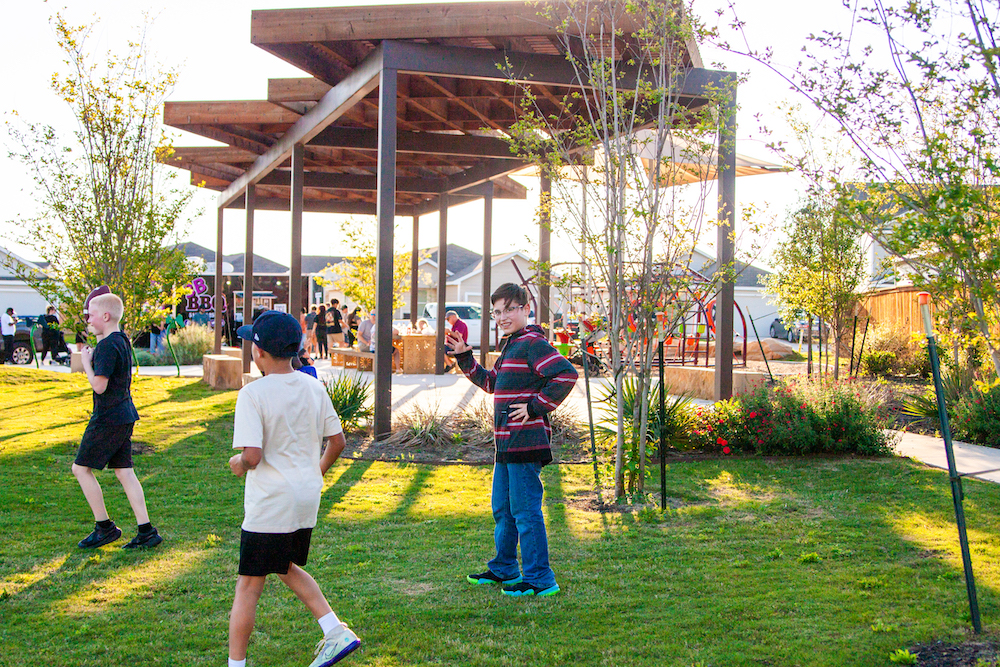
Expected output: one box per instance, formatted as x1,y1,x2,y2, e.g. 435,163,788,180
576,265,749,373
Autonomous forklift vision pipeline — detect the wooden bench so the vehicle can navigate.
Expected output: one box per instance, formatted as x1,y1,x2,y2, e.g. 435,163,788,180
331,348,374,371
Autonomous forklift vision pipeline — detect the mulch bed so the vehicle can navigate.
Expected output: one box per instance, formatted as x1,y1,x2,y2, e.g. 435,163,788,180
908,639,1000,666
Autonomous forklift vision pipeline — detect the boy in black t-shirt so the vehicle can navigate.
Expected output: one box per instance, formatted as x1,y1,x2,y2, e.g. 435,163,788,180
72,288,162,549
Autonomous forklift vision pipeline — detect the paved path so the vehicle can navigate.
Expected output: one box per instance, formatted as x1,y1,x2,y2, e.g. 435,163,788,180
18,360,1000,484
893,430,1000,484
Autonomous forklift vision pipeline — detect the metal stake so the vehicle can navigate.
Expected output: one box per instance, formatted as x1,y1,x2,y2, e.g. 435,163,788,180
919,291,981,633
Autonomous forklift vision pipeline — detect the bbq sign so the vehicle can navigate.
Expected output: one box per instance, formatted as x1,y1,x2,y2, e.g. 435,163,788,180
183,277,226,312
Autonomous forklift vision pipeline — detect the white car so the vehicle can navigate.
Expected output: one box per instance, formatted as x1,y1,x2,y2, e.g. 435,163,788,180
422,302,487,349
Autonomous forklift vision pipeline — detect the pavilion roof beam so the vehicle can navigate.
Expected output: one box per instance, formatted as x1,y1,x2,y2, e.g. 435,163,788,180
164,100,301,126
309,127,518,159
258,171,449,194
225,196,415,217
414,75,504,131
443,158,529,195
217,42,385,208
381,41,733,96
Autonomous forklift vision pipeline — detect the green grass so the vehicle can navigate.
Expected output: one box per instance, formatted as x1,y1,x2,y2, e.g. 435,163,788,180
2,367,1000,666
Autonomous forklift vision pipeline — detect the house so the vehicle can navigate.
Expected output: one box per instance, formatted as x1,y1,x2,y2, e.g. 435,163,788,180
0,247,52,315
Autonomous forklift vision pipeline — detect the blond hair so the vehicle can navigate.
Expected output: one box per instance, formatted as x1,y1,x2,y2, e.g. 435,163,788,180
89,293,124,323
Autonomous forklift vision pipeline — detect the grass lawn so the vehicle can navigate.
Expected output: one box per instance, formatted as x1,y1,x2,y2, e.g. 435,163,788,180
2,368,1000,666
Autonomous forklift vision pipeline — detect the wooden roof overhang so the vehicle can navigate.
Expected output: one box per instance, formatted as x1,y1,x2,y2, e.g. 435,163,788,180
163,1,731,217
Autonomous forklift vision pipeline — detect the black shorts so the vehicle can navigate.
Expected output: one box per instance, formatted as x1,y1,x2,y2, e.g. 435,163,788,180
75,421,134,469
239,528,313,576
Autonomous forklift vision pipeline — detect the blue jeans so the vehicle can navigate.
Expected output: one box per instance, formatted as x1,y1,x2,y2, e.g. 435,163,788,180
488,462,556,588
150,332,165,355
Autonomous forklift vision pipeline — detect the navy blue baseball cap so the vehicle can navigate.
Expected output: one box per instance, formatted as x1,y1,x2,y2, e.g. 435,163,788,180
237,310,302,358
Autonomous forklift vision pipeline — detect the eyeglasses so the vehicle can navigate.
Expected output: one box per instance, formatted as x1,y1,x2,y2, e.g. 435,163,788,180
491,305,525,318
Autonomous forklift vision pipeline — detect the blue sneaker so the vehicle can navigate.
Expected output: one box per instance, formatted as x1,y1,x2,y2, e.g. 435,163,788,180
466,570,522,586
502,581,560,597
308,623,360,667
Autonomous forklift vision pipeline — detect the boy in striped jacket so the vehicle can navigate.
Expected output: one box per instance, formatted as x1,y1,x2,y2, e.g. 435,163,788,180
446,283,578,597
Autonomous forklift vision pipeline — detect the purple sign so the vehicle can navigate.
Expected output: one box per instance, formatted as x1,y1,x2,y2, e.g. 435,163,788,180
184,277,227,312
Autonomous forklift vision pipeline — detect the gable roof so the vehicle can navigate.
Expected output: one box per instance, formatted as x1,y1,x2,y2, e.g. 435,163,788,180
422,244,483,278
447,251,532,284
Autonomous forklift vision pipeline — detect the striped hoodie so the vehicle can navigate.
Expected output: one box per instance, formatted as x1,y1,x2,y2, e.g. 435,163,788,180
455,324,578,464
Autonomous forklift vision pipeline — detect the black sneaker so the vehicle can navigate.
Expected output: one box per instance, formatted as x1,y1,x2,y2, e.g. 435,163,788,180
78,522,122,549
502,581,560,597
466,570,522,585
123,527,163,549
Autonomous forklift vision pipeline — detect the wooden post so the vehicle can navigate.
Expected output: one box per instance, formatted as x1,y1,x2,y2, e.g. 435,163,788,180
410,215,419,328
374,68,398,439
539,174,551,338
214,207,224,354
480,181,493,365
289,143,304,325
713,84,737,401
242,184,256,374
436,194,449,374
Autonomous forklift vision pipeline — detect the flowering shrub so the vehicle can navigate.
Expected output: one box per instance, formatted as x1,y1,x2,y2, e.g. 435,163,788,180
690,379,894,456
953,379,1000,448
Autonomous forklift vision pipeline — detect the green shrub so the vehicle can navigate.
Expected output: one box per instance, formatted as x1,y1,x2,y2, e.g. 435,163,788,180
133,349,171,367
166,324,214,365
690,379,894,456
861,350,896,377
323,372,373,432
953,380,1000,448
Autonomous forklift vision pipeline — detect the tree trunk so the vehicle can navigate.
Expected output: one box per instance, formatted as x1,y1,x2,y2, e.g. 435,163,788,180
807,316,813,376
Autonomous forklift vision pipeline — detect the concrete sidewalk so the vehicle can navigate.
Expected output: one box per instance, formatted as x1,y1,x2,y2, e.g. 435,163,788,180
893,430,1000,484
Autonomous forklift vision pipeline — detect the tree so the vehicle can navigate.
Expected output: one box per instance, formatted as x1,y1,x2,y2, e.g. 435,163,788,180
504,0,760,498
763,193,865,379
333,219,420,313
3,14,195,342
720,0,1000,375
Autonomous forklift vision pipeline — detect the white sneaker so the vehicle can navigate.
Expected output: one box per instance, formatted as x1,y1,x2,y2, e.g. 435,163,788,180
308,623,360,667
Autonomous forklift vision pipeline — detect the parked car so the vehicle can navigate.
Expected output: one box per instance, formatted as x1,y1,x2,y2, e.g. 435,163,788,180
0,315,48,365
769,317,828,343
422,302,485,349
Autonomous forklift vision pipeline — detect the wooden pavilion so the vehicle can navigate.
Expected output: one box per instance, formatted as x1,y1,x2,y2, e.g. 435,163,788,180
163,1,738,437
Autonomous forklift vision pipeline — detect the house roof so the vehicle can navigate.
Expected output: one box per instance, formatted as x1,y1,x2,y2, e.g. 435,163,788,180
177,242,290,275
446,251,531,283
421,244,483,278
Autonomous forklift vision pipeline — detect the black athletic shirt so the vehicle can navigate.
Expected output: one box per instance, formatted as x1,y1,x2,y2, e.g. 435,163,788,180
329,307,343,333
91,331,140,425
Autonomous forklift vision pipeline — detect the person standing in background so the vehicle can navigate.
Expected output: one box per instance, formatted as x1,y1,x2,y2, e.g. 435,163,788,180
2,307,17,364
314,305,328,359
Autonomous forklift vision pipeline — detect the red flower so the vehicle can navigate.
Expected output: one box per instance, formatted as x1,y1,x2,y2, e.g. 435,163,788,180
717,437,728,446
748,411,758,418
723,446,732,454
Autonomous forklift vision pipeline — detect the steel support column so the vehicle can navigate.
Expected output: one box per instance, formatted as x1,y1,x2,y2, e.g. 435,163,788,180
242,184,256,374
480,181,493,365
435,194,448,374
410,215,419,327
713,85,737,401
539,174,552,337
373,68,397,439
289,143,305,322
213,207,224,354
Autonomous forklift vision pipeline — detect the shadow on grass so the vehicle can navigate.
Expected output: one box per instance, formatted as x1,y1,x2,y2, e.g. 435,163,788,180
6,372,1000,665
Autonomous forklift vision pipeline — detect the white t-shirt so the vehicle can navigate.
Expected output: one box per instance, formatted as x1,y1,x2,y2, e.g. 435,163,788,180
232,371,343,533
1,314,15,336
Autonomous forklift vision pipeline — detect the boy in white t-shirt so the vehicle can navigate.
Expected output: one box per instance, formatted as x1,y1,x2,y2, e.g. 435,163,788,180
227,310,360,667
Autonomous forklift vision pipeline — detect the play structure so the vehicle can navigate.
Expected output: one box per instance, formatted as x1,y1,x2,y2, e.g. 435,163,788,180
574,264,749,373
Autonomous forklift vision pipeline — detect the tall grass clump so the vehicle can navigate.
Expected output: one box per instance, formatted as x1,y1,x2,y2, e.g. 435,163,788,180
323,372,373,431
167,324,214,365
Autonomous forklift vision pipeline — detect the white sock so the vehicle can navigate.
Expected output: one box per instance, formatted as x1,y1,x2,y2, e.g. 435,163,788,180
318,611,341,635
228,659,246,667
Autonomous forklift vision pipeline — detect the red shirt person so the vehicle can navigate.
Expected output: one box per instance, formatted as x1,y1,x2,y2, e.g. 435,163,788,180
446,310,468,343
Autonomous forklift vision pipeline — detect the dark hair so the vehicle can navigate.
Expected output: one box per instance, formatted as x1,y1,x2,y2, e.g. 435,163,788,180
491,283,528,307
317,305,326,318
331,299,339,306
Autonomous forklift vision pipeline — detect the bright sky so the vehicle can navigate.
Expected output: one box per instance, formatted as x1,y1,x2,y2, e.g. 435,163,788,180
0,0,865,269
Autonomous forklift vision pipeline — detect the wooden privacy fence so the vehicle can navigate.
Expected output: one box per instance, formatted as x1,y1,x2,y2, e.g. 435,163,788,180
857,286,934,334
